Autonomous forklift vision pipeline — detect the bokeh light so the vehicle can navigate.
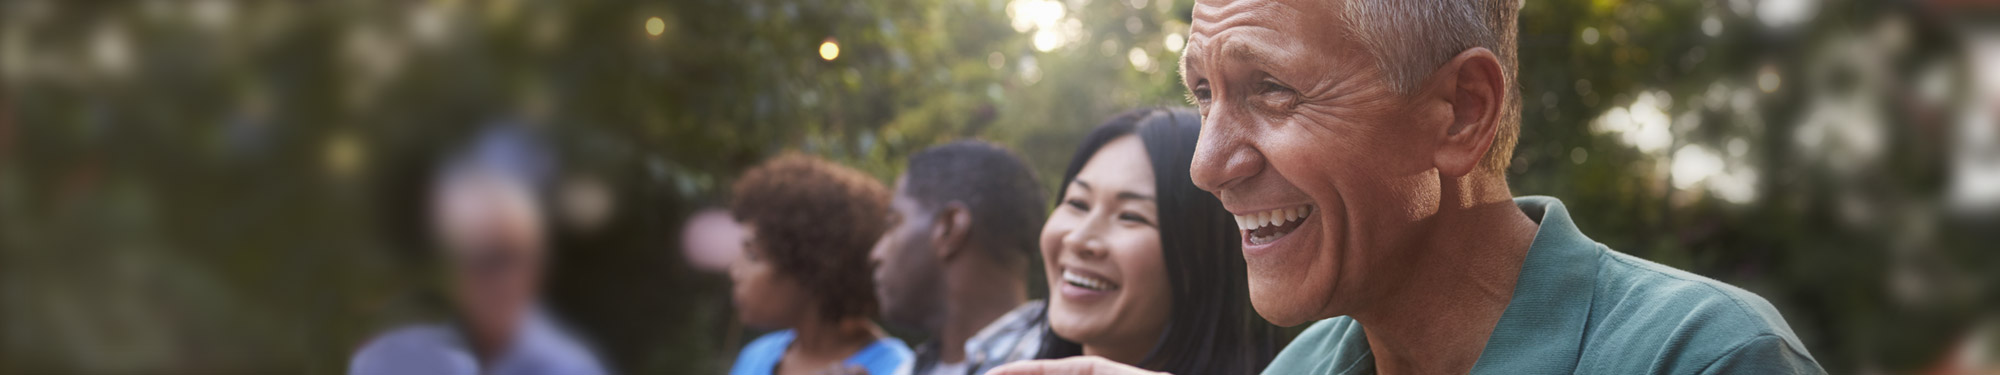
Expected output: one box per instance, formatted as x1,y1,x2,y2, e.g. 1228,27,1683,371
819,38,840,61
1759,65,1783,93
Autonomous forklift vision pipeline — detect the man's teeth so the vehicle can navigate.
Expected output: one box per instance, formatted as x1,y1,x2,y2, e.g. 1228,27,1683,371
1234,205,1313,231
1062,270,1117,291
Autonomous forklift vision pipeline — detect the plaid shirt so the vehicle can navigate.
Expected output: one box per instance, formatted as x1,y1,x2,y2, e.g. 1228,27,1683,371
898,300,1048,375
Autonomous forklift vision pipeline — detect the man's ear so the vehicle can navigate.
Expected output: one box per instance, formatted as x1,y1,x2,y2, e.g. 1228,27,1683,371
1431,47,1506,178
931,202,974,261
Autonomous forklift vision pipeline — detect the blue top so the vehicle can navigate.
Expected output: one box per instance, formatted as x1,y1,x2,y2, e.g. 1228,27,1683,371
349,309,607,375
731,329,914,375
1263,196,1825,375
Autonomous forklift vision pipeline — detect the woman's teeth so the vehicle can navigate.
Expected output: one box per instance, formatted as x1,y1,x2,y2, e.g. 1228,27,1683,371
1062,270,1118,292
1235,205,1313,245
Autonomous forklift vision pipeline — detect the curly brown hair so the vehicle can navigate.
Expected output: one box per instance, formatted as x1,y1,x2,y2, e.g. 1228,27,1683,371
729,153,890,322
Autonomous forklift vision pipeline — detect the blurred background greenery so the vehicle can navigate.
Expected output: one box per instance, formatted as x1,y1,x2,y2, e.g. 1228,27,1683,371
3,0,1998,374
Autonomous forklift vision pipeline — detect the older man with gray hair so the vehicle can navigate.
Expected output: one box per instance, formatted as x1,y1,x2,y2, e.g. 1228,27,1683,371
993,0,1825,374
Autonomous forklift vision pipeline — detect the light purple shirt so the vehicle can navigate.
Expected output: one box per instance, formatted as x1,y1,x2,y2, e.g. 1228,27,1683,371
349,310,607,375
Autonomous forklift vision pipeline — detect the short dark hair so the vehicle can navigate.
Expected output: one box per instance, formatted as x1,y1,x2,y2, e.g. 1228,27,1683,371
729,153,891,322
1037,108,1279,374
902,141,1048,265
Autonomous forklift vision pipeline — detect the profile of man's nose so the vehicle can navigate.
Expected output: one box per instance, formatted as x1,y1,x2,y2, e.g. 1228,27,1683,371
1190,119,1264,194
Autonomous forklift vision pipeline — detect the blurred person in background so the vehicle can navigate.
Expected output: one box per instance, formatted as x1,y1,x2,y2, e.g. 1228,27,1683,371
1029,108,1278,374
348,126,608,375
998,0,1825,374
728,154,914,375
868,141,1051,375
683,207,747,274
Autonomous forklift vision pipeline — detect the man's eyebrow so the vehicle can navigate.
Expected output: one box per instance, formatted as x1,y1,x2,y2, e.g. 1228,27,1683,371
1178,56,1194,80
1180,52,1200,105
1180,43,1202,70
1178,42,1277,81
1226,42,1275,69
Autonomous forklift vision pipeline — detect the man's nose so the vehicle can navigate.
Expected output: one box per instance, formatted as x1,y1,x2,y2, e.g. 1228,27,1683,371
1190,109,1265,193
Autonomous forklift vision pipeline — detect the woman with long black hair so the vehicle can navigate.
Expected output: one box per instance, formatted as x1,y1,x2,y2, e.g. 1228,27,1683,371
1031,108,1278,374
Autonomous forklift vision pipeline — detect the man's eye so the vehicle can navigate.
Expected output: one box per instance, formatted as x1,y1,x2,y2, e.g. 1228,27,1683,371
1191,85,1212,105
1258,81,1293,95
1256,81,1298,108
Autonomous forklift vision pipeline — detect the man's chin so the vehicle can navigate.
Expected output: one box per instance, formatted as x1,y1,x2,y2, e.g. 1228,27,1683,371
1248,277,1328,327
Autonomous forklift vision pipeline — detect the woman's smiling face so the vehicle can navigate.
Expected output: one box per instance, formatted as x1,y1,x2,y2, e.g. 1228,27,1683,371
1040,135,1172,363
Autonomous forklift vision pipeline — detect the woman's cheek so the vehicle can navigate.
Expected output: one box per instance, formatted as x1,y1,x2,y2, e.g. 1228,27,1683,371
1123,229,1173,325
1039,213,1073,268
739,267,785,324
731,274,759,321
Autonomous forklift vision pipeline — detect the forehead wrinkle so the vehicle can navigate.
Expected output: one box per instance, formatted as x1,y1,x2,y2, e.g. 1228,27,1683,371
1186,0,1310,77
1188,1,1380,100
1190,1,1289,42
1191,0,1295,31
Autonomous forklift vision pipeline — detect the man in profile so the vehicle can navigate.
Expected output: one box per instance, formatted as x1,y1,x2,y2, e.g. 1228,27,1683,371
993,0,1825,373
871,141,1051,375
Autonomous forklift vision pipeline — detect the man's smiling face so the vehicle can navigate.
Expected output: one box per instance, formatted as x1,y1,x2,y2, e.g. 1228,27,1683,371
1181,0,1457,326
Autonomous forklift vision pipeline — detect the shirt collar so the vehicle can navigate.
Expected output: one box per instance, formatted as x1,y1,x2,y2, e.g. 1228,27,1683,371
1469,196,1602,374
903,301,1048,375
963,300,1046,366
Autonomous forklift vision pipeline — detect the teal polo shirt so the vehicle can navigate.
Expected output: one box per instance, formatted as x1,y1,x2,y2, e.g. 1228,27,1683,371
1263,196,1824,375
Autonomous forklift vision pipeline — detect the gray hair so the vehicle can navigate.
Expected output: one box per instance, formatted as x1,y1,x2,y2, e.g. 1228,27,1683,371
1342,0,1523,170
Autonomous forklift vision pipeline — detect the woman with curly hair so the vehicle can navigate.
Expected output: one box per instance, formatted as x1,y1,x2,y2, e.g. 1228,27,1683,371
727,153,913,375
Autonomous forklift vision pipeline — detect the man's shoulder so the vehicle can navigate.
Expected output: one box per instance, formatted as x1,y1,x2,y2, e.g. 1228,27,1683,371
349,324,477,375
513,317,611,375
1583,247,1821,373
1262,317,1373,375
353,323,461,357
1591,248,1798,337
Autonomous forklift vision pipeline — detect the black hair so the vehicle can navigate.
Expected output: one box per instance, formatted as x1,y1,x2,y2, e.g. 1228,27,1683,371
902,140,1048,266
1034,108,1279,374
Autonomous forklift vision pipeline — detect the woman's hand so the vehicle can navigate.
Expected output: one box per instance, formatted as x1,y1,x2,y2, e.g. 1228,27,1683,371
987,356,1168,375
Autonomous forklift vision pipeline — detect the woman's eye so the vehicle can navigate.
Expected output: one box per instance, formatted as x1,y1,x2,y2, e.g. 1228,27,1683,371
1118,212,1154,226
1066,199,1090,211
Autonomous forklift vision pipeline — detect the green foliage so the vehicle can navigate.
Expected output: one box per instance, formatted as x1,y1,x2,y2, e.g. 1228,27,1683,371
1,0,1990,373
